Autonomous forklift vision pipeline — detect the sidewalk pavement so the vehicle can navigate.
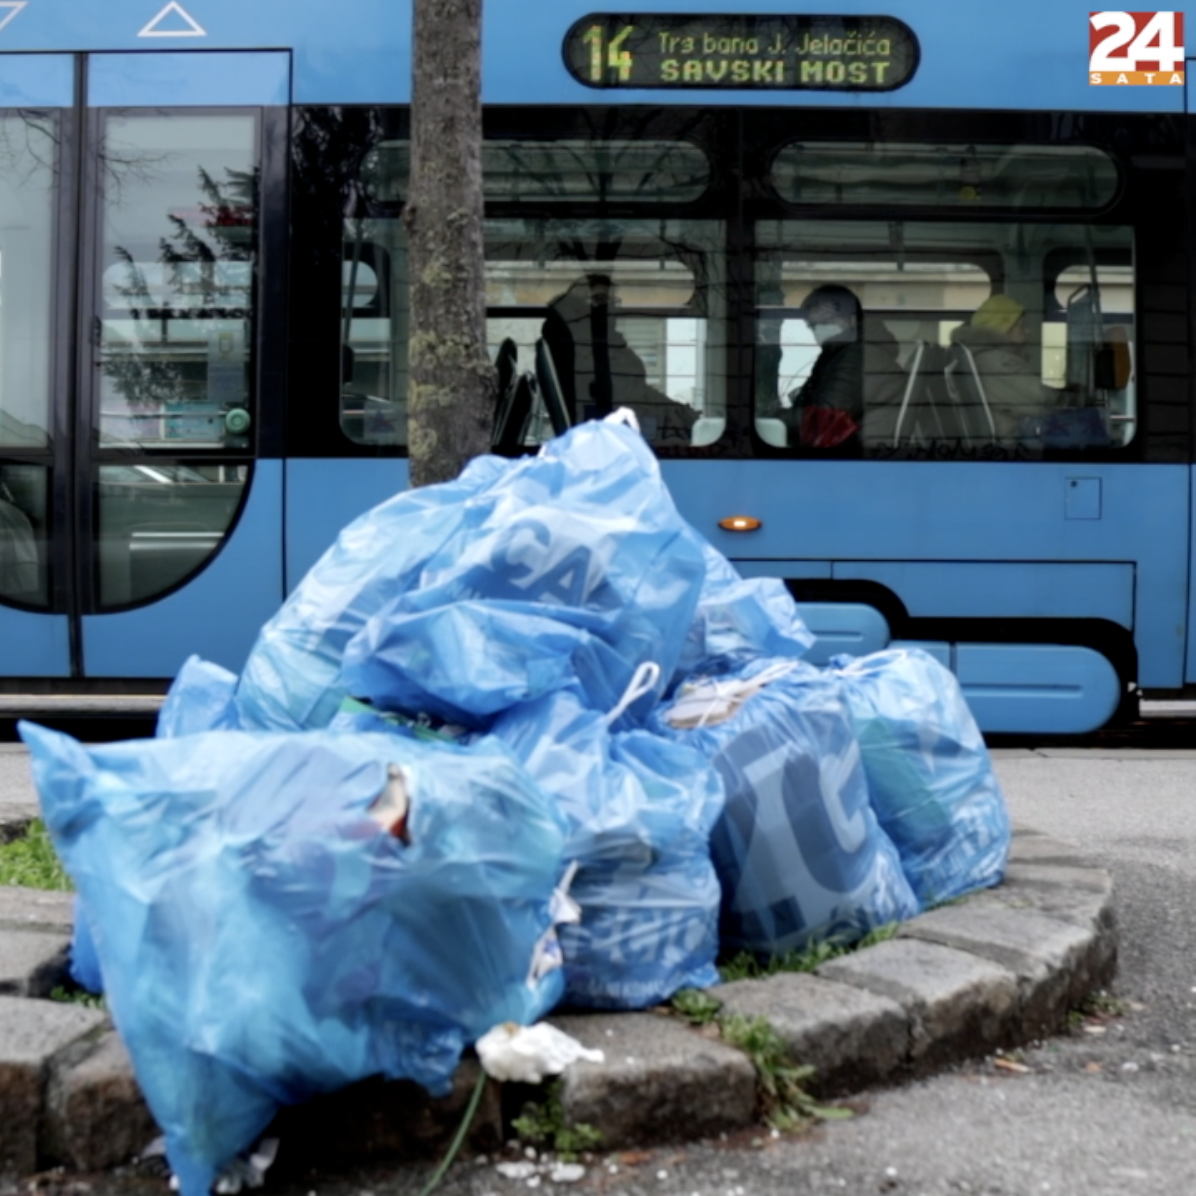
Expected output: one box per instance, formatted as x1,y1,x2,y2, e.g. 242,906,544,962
0,819,1115,1181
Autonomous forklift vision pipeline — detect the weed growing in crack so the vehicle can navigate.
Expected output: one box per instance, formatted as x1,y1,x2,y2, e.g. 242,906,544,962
511,1081,604,1160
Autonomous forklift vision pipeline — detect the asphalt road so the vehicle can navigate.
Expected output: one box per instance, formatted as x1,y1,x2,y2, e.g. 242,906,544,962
6,745,1196,1196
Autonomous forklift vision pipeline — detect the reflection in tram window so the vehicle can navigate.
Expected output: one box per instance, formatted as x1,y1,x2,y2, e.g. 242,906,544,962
0,113,58,610
341,222,406,445
485,227,725,448
339,216,727,449
0,466,48,607
95,463,247,608
338,136,726,450
92,114,257,611
96,114,258,451
754,221,1135,457
0,113,57,453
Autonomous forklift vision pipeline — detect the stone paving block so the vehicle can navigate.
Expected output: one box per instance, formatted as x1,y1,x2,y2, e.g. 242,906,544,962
0,995,107,1175
898,901,1113,1037
268,1059,502,1167
0,929,70,997
967,861,1117,943
0,888,74,936
1002,861,1113,896
44,1029,157,1171
551,1011,757,1148
817,938,1017,1067
713,972,909,1096
1008,827,1101,868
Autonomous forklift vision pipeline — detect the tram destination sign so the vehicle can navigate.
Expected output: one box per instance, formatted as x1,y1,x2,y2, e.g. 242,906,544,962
563,13,919,91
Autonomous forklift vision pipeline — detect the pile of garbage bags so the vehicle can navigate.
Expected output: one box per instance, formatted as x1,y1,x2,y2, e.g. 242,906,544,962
22,414,1010,1196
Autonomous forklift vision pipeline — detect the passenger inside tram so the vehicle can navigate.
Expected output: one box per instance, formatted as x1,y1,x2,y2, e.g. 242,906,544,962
762,284,905,450
541,273,699,443
948,294,1061,440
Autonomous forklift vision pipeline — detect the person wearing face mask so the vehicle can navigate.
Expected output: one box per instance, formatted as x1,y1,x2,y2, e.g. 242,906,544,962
782,284,903,450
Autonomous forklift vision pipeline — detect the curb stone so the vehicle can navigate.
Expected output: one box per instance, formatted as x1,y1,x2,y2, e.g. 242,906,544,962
0,887,74,937
549,1011,758,1145
816,936,1019,1065
0,996,108,1175
0,822,1117,1176
710,972,907,1096
44,1029,159,1172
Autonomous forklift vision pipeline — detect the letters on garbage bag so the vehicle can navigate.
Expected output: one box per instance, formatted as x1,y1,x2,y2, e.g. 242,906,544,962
655,659,920,955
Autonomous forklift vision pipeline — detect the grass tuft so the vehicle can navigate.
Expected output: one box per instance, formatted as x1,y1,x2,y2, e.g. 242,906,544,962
717,921,899,983
511,1080,604,1160
0,820,72,891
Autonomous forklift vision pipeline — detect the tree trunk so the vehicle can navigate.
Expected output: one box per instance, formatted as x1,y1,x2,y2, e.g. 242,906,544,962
404,0,494,487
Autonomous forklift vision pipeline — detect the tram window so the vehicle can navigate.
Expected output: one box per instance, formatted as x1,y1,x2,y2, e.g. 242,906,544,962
339,216,727,450
484,218,725,448
755,221,1135,456
95,463,247,608
92,113,257,611
363,140,711,204
771,143,1118,210
0,113,58,610
0,112,57,454
340,218,408,446
96,114,258,452
0,465,48,608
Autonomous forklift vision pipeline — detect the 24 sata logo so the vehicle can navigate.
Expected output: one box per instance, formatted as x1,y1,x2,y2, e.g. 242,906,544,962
1090,11,1184,84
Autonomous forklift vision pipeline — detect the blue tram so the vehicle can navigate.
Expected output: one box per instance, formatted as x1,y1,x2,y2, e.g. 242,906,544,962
0,1,1191,734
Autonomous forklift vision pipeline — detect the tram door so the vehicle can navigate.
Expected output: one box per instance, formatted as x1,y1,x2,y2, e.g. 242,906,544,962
0,52,288,682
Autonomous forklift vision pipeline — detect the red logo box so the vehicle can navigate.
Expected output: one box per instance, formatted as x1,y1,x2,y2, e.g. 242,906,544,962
1090,11,1184,83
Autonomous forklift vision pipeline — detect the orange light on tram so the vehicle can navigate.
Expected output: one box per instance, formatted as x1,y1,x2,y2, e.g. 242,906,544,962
717,515,762,532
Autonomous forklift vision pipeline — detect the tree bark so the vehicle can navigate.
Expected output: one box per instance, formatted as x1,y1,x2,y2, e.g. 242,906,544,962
404,0,494,487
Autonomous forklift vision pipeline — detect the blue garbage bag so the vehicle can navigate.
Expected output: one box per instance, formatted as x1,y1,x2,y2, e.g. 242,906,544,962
653,659,919,955
339,419,706,727
672,542,815,685
491,684,724,1008
68,897,103,994
235,453,513,732
829,648,1011,906
21,721,568,1196
157,655,241,737
342,600,631,729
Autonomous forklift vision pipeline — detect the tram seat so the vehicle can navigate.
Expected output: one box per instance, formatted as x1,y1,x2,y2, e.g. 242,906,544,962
1100,324,1133,391
865,339,944,448
944,342,997,445
884,339,927,447
691,416,726,447
490,337,521,449
493,371,536,456
534,337,572,436
494,337,518,400
909,341,955,442
754,417,788,447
